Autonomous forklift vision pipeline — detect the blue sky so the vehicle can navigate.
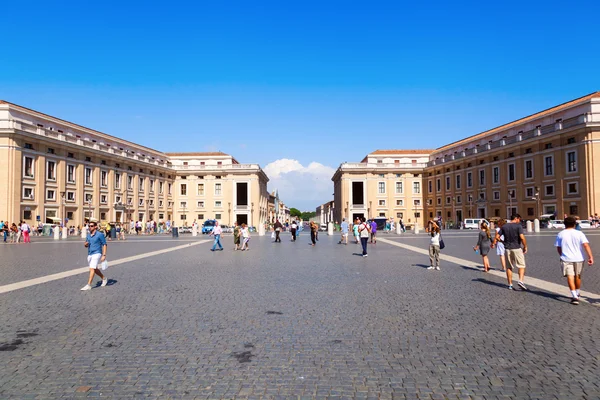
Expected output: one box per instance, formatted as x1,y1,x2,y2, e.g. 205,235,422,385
2,0,600,210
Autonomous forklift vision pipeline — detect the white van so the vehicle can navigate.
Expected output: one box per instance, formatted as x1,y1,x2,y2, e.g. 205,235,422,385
463,218,489,230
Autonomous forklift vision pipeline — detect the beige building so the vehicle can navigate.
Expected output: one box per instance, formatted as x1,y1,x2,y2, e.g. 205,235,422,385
0,101,270,229
316,200,334,225
332,150,433,226
424,92,600,225
168,152,269,227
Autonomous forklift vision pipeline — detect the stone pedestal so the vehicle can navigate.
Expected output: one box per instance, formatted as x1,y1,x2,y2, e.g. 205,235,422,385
396,223,402,234
192,225,198,237
526,220,533,233
414,223,420,234
534,219,540,233
62,227,68,239
328,222,333,236
81,226,88,239
53,226,60,240
258,224,265,236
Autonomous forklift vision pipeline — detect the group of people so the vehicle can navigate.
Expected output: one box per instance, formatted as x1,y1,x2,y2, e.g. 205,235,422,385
336,217,377,257
210,221,251,251
0,220,32,244
427,213,595,305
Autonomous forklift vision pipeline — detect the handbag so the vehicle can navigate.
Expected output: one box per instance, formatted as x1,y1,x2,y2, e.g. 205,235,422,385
271,231,276,239
100,260,108,271
439,234,445,250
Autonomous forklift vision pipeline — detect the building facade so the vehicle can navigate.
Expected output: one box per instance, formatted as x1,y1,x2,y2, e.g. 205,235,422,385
423,92,600,224
316,200,334,225
332,150,433,227
0,101,270,229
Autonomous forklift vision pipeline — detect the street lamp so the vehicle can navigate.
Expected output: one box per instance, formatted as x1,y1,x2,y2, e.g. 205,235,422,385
467,194,473,218
228,202,231,225
532,186,540,219
87,195,93,224
508,189,514,216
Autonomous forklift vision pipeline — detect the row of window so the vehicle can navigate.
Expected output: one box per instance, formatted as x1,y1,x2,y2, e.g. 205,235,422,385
22,187,173,207
428,152,577,193
180,183,222,196
426,182,579,206
377,181,421,194
178,201,226,209
180,213,222,221
23,156,173,194
373,199,422,207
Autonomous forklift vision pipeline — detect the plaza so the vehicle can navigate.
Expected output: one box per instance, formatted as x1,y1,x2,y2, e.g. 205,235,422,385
1,231,600,399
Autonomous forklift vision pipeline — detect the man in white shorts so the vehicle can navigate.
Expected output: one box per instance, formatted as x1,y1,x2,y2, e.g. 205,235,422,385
555,217,594,305
338,218,349,245
81,221,108,291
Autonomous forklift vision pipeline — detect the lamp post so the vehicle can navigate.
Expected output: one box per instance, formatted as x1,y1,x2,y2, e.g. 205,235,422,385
369,200,372,219
532,186,540,219
228,202,231,226
468,194,473,218
87,196,93,223
60,191,67,238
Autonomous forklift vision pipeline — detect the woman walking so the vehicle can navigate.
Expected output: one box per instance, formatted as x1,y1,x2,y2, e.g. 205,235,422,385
358,217,371,257
427,226,441,270
474,222,492,272
10,223,18,244
495,219,506,271
309,221,317,246
233,221,241,250
353,218,360,244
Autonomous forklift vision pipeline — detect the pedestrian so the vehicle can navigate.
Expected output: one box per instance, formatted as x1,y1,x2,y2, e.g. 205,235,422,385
358,217,371,257
233,221,241,250
210,220,224,251
495,219,507,271
15,221,22,243
2,221,8,243
353,218,360,244
555,216,594,305
21,220,31,243
338,218,349,245
290,220,297,242
400,218,406,233
493,214,528,290
240,223,250,251
274,219,283,243
309,221,317,246
10,223,18,244
37,221,43,236
370,219,377,244
428,226,441,270
80,221,108,291
474,222,492,272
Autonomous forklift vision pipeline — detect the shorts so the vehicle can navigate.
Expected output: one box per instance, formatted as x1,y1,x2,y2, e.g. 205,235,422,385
561,261,584,277
371,232,377,237
87,253,102,269
234,236,240,245
505,248,526,269
342,232,348,237
496,242,505,256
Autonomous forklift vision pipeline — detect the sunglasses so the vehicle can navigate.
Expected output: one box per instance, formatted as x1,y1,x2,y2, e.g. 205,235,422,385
90,224,97,228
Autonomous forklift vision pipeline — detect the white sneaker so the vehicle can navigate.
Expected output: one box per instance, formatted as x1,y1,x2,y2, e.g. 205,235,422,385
101,278,108,287
80,284,92,291
427,266,434,270
435,266,440,270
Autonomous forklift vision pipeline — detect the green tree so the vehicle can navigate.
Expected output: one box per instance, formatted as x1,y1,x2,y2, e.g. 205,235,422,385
290,208,302,218
300,211,316,221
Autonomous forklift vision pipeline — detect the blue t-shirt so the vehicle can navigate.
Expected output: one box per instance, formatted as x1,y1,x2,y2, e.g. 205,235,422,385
370,221,377,233
341,221,349,233
87,231,107,255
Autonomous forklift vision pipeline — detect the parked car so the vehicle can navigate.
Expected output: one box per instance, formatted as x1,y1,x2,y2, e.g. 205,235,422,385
178,226,192,234
319,223,327,231
221,225,233,233
463,218,489,229
202,220,217,234
578,220,592,229
548,220,565,229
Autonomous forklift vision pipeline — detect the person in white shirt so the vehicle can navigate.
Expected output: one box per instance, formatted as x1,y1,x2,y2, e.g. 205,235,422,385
21,221,31,243
240,223,250,251
210,221,224,251
358,217,371,257
555,217,594,305
428,226,441,270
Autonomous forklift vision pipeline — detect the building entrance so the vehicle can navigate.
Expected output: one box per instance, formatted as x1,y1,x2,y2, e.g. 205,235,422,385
236,214,248,226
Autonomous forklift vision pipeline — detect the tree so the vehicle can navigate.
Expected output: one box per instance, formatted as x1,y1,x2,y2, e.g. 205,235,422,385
300,211,316,221
290,208,302,218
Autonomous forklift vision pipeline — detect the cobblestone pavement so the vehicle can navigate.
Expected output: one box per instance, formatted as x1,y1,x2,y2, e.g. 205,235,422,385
1,232,600,399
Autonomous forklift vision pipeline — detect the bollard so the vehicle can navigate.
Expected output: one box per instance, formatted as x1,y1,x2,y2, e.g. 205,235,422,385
53,226,60,240
258,224,265,236
396,222,402,235
328,222,333,236
192,225,197,237
526,220,533,233
62,227,68,239
81,226,88,239
414,223,420,235
534,218,540,233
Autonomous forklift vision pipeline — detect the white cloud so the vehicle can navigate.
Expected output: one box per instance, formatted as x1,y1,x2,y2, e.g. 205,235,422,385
264,159,335,211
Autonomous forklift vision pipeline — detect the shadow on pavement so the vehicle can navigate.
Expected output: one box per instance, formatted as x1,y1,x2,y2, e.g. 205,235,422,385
472,278,571,304
412,264,430,269
94,279,118,288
